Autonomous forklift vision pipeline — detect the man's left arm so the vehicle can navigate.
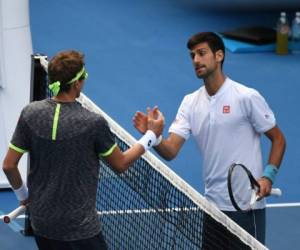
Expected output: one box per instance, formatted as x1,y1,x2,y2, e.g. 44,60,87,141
3,107,31,205
2,148,28,205
258,125,286,197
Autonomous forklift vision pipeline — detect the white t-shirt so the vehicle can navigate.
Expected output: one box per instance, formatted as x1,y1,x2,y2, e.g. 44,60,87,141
169,78,276,211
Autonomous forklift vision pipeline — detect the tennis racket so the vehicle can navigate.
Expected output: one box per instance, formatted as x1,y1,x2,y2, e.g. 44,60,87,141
0,205,26,223
227,163,282,211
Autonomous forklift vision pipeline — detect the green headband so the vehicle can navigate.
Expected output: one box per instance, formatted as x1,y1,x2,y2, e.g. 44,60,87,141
49,67,88,96
68,67,88,84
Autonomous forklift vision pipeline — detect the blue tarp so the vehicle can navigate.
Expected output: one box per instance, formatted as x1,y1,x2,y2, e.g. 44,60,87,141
222,36,300,53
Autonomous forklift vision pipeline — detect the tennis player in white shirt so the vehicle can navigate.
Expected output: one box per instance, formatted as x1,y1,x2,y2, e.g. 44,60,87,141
133,31,286,244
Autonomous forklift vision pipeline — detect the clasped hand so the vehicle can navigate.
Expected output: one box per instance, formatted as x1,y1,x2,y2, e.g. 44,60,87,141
133,106,165,138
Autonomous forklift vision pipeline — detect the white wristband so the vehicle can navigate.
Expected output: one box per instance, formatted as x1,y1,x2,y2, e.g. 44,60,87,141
153,135,162,146
13,182,28,201
137,130,157,151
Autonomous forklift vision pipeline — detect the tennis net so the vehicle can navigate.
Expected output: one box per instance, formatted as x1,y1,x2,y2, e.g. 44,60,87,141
27,54,268,250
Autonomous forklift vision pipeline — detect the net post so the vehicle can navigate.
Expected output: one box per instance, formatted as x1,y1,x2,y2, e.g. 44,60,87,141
30,54,48,101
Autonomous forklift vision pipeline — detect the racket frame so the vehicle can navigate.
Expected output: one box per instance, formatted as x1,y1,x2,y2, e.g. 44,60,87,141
227,163,260,211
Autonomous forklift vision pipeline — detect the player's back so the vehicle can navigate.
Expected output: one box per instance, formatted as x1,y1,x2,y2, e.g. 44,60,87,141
21,99,106,240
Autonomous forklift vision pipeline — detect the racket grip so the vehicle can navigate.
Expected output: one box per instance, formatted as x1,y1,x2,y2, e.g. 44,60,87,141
3,205,26,224
271,188,282,197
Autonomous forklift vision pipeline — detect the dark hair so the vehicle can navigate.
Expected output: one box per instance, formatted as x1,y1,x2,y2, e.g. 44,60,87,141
187,32,225,66
48,50,85,93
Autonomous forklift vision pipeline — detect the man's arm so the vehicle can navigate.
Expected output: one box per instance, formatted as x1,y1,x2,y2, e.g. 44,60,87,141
258,125,286,197
264,125,286,168
103,143,146,173
153,133,185,161
2,148,24,189
133,108,185,161
105,132,185,172
2,148,28,205
104,107,165,173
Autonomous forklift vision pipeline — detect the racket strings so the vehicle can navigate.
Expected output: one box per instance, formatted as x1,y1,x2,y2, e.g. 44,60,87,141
230,165,255,211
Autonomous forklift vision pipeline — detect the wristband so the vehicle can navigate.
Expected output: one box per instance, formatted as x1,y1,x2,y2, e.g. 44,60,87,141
13,182,28,201
137,130,157,151
153,135,162,146
262,164,278,184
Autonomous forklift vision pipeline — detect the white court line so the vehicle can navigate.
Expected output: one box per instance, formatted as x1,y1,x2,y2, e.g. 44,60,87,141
8,202,300,220
267,202,300,208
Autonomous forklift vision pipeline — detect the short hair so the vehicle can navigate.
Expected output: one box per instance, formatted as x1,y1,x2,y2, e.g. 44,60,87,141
187,32,225,65
48,50,85,93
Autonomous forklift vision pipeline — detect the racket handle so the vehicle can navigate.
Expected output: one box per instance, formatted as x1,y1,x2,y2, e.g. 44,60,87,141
251,188,282,206
271,188,282,197
3,205,26,224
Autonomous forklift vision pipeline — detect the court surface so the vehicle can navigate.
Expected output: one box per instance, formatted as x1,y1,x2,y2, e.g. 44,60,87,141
0,0,300,249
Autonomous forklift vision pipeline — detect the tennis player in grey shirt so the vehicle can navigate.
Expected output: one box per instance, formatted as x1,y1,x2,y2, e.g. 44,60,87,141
2,50,164,250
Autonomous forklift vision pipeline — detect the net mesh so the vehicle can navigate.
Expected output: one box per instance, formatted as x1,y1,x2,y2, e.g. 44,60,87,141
27,55,268,250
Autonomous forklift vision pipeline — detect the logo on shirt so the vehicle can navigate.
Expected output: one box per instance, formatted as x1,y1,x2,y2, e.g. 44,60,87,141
223,105,230,114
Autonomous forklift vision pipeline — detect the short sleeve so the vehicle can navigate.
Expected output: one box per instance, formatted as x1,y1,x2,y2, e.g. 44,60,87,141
10,108,31,153
168,96,191,140
241,90,276,133
95,116,117,157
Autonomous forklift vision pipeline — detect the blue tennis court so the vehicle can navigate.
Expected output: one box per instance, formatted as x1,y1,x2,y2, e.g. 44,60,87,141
1,0,300,249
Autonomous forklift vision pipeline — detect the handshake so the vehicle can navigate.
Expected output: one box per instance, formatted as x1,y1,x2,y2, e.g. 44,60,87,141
133,106,165,151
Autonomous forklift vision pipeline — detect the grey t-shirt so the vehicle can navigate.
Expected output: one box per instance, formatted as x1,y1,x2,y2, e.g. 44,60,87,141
10,99,115,241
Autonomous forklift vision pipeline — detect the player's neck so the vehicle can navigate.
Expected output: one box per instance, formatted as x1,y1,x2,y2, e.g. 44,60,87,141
204,71,226,96
52,91,77,103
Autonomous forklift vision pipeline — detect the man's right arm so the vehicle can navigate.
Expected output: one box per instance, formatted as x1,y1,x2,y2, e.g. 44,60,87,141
133,108,185,161
153,133,185,161
100,107,165,173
